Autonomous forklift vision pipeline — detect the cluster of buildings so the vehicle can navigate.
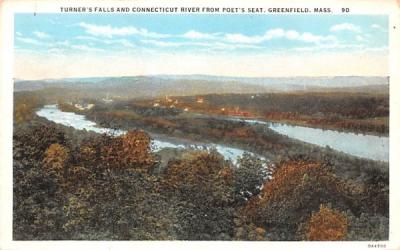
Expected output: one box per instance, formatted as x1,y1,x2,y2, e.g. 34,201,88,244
74,103,95,111
64,101,95,111
151,95,253,117
152,95,195,111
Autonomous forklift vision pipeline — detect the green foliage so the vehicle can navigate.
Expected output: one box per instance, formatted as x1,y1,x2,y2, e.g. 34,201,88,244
234,153,271,202
13,164,66,239
14,92,43,124
63,193,93,233
361,167,389,216
14,122,68,163
233,217,268,241
346,212,389,240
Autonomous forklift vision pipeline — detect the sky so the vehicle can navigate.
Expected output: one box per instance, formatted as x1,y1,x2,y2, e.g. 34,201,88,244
14,14,388,80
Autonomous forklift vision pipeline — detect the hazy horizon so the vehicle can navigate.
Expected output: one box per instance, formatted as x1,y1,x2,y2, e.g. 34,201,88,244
15,74,389,82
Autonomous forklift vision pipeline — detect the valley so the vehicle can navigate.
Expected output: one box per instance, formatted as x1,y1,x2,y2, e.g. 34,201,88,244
12,75,389,241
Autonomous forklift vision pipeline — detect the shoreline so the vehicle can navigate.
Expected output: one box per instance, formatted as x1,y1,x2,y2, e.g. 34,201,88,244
42,104,389,164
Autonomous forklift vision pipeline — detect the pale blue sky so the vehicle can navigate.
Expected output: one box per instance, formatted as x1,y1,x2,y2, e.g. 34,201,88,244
14,14,389,79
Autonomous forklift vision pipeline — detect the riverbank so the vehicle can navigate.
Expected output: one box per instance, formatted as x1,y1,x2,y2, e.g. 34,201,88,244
55,101,388,163
37,104,267,165
38,104,388,182
136,92,389,136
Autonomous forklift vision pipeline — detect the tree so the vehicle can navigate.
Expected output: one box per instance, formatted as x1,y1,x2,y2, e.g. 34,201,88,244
14,93,42,124
242,161,351,240
161,150,236,240
306,204,348,241
43,143,70,181
233,153,270,203
98,131,155,172
14,123,68,163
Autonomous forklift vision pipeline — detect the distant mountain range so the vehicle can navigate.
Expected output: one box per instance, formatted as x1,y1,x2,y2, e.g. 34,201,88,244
154,75,389,87
14,75,389,97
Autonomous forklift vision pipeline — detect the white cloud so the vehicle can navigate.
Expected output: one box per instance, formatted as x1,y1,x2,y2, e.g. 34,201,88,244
77,22,169,38
16,37,44,46
213,42,261,50
224,29,286,44
264,28,286,39
285,30,299,40
356,35,365,42
298,33,319,43
330,23,361,33
75,25,337,50
78,22,136,37
292,43,364,52
70,44,105,52
141,39,261,51
76,35,135,48
56,40,70,46
141,40,181,47
105,39,135,48
224,28,336,45
117,39,135,48
75,35,100,41
224,33,262,44
33,31,51,39
371,24,382,29
182,30,216,40
370,24,387,32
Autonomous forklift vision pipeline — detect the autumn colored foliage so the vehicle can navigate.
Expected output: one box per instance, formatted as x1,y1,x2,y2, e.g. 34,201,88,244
119,131,155,169
43,143,70,181
14,94,42,124
306,204,348,241
162,151,231,189
225,127,256,139
259,162,340,203
242,161,350,239
168,92,389,135
12,95,389,240
11,84,391,241
79,130,155,172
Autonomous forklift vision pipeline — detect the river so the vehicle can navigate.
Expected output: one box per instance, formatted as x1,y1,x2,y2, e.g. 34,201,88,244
36,105,257,165
36,104,389,163
190,113,389,162
240,118,388,162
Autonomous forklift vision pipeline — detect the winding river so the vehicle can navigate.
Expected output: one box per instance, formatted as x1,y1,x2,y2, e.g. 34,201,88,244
36,105,255,165
36,104,389,163
241,118,388,162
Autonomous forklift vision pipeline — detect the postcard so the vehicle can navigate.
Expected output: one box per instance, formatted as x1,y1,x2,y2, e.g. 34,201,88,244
0,0,399,249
